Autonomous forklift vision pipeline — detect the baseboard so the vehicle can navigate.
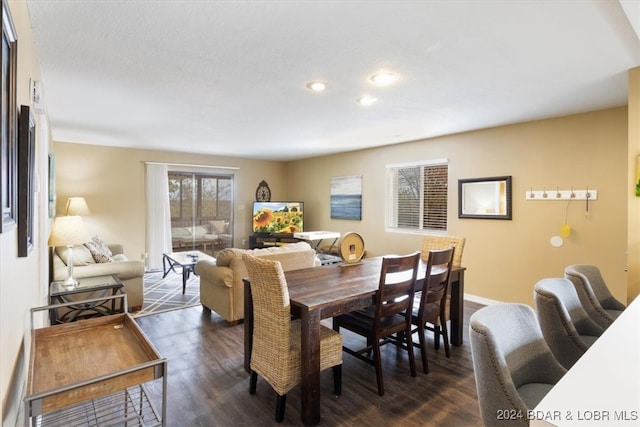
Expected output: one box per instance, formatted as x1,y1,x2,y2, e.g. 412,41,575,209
464,293,502,306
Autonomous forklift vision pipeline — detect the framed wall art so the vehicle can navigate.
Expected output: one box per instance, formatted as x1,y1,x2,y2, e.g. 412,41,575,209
330,175,362,220
48,152,56,217
18,105,35,256
1,0,17,233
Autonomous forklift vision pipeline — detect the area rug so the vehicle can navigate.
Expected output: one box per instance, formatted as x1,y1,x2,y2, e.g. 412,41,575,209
133,269,200,318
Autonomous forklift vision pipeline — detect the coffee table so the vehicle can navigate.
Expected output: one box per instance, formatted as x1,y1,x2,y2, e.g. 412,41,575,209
162,250,215,294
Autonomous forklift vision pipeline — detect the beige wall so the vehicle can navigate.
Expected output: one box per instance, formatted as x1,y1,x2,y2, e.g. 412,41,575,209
52,143,288,264
286,108,630,305
628,67,640,300
0,1,49,424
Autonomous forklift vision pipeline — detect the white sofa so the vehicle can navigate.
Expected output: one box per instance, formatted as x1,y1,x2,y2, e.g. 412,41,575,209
195,242,319,325
171,220,232,252
51,243,145,311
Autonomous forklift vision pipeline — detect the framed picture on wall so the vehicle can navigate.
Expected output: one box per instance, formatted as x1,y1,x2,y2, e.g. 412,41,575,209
1,0,17,233
330,175,362,220
18,105,35,257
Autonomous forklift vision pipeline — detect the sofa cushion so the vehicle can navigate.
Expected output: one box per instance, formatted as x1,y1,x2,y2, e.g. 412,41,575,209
172,227,192,238
209,220,229,234
113,253,128,262
215,242,313,267
84,235,114,263
56,245,96,266
193,225,209,236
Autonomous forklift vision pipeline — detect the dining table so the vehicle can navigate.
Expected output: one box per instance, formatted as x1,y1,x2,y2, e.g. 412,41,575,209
243,256,466,426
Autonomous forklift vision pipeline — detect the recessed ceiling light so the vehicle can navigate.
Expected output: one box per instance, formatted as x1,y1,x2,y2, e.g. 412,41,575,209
370,71,397,86
357,95,378,106
306,81,327,92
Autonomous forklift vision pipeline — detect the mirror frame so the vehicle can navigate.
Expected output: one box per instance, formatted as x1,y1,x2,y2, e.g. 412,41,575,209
458,176,512,220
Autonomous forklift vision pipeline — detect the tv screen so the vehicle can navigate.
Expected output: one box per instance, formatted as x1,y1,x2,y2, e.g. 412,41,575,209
252,202,304,235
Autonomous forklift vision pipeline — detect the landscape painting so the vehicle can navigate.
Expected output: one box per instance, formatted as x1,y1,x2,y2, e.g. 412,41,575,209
330,175,362,220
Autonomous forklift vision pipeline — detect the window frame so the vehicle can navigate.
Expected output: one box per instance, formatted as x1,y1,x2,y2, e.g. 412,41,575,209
385,158,449,234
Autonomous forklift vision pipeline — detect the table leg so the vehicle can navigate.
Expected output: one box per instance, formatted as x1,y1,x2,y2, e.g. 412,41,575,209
182,267,191,294
450,269,465,346
162,254,169,278
300,308,321,426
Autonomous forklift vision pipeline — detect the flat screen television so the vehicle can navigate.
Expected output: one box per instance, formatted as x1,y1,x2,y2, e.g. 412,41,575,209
252,201,304,235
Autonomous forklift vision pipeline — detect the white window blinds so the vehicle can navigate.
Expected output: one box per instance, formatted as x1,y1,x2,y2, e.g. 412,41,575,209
386,159,448,232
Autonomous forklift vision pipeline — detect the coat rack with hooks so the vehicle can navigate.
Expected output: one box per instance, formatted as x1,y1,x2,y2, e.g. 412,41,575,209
525,188,597,201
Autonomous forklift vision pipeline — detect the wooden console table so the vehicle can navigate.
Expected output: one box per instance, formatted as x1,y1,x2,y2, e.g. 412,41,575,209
24,296,167,426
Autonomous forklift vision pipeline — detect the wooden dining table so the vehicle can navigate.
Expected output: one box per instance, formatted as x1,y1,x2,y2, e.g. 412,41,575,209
243,256,466,426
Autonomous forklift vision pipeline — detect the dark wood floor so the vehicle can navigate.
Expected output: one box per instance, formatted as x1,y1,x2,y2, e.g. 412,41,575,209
136,300,485,426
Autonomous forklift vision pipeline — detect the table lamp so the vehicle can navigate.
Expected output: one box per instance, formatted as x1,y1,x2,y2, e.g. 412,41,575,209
48,216,91,288
64,197,90,216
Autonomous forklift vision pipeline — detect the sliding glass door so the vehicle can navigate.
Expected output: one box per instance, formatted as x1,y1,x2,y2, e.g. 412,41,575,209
168,171,234,255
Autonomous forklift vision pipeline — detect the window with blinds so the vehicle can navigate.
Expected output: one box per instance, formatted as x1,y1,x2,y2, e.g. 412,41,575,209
385,160,448,232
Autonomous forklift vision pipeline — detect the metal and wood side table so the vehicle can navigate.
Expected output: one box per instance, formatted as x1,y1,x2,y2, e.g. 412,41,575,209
49,274,125,324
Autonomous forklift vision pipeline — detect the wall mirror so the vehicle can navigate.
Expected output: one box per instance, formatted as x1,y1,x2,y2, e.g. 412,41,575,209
458,176,512,220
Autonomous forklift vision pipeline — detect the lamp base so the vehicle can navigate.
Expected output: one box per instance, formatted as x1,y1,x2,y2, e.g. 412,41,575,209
62,276,78,288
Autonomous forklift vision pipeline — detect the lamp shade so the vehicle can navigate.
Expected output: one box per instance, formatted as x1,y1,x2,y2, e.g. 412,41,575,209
48,216,92,247
64,197,90,216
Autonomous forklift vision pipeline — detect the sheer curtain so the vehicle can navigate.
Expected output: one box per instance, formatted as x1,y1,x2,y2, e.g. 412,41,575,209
145,163,172,270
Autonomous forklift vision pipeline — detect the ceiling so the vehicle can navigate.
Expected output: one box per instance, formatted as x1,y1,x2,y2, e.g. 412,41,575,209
25,1,640,161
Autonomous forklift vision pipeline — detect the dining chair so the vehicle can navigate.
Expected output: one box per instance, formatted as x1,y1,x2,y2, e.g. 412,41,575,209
410,246,455,374
332,252,421,396
564,264,626,329
534,277,604,369
470,303,567,426
241,254,343,422
419,235,465,350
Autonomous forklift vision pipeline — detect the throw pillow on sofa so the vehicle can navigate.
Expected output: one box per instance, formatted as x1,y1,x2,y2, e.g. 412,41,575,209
84,235,114,263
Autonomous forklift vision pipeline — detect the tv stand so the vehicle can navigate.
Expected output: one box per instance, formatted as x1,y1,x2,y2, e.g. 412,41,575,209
249,234,299,249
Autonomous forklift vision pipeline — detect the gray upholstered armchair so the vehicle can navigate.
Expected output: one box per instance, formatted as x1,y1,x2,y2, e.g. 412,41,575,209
469,303,566,426
564,264,626,329
534,278,604,369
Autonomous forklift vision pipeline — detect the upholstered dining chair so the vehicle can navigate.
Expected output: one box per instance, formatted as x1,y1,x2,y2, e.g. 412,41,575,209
332,252,421,396
419,235,466,350
470,303,567,427
410,246,455,374
564,264,626,329
534,278,604,369
241,254,343,422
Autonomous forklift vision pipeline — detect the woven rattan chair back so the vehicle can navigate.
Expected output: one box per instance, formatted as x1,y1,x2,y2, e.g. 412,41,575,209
420,235,465,266
241,253,343,422
333,252,421,396
412,246,455,373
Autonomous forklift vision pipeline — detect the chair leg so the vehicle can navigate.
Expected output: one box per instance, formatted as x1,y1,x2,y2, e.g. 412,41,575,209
333,364,342,396
249,371,258,394
417,323,429,374
434,326,441,351
441,319,451,358
406,327,417,378
372,340,385,396
275,394,287,422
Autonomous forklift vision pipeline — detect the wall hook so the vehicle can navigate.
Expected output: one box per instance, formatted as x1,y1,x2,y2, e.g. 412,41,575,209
542,187,548,198
570,187,576,198
556,187,561,198
529,188,535,198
